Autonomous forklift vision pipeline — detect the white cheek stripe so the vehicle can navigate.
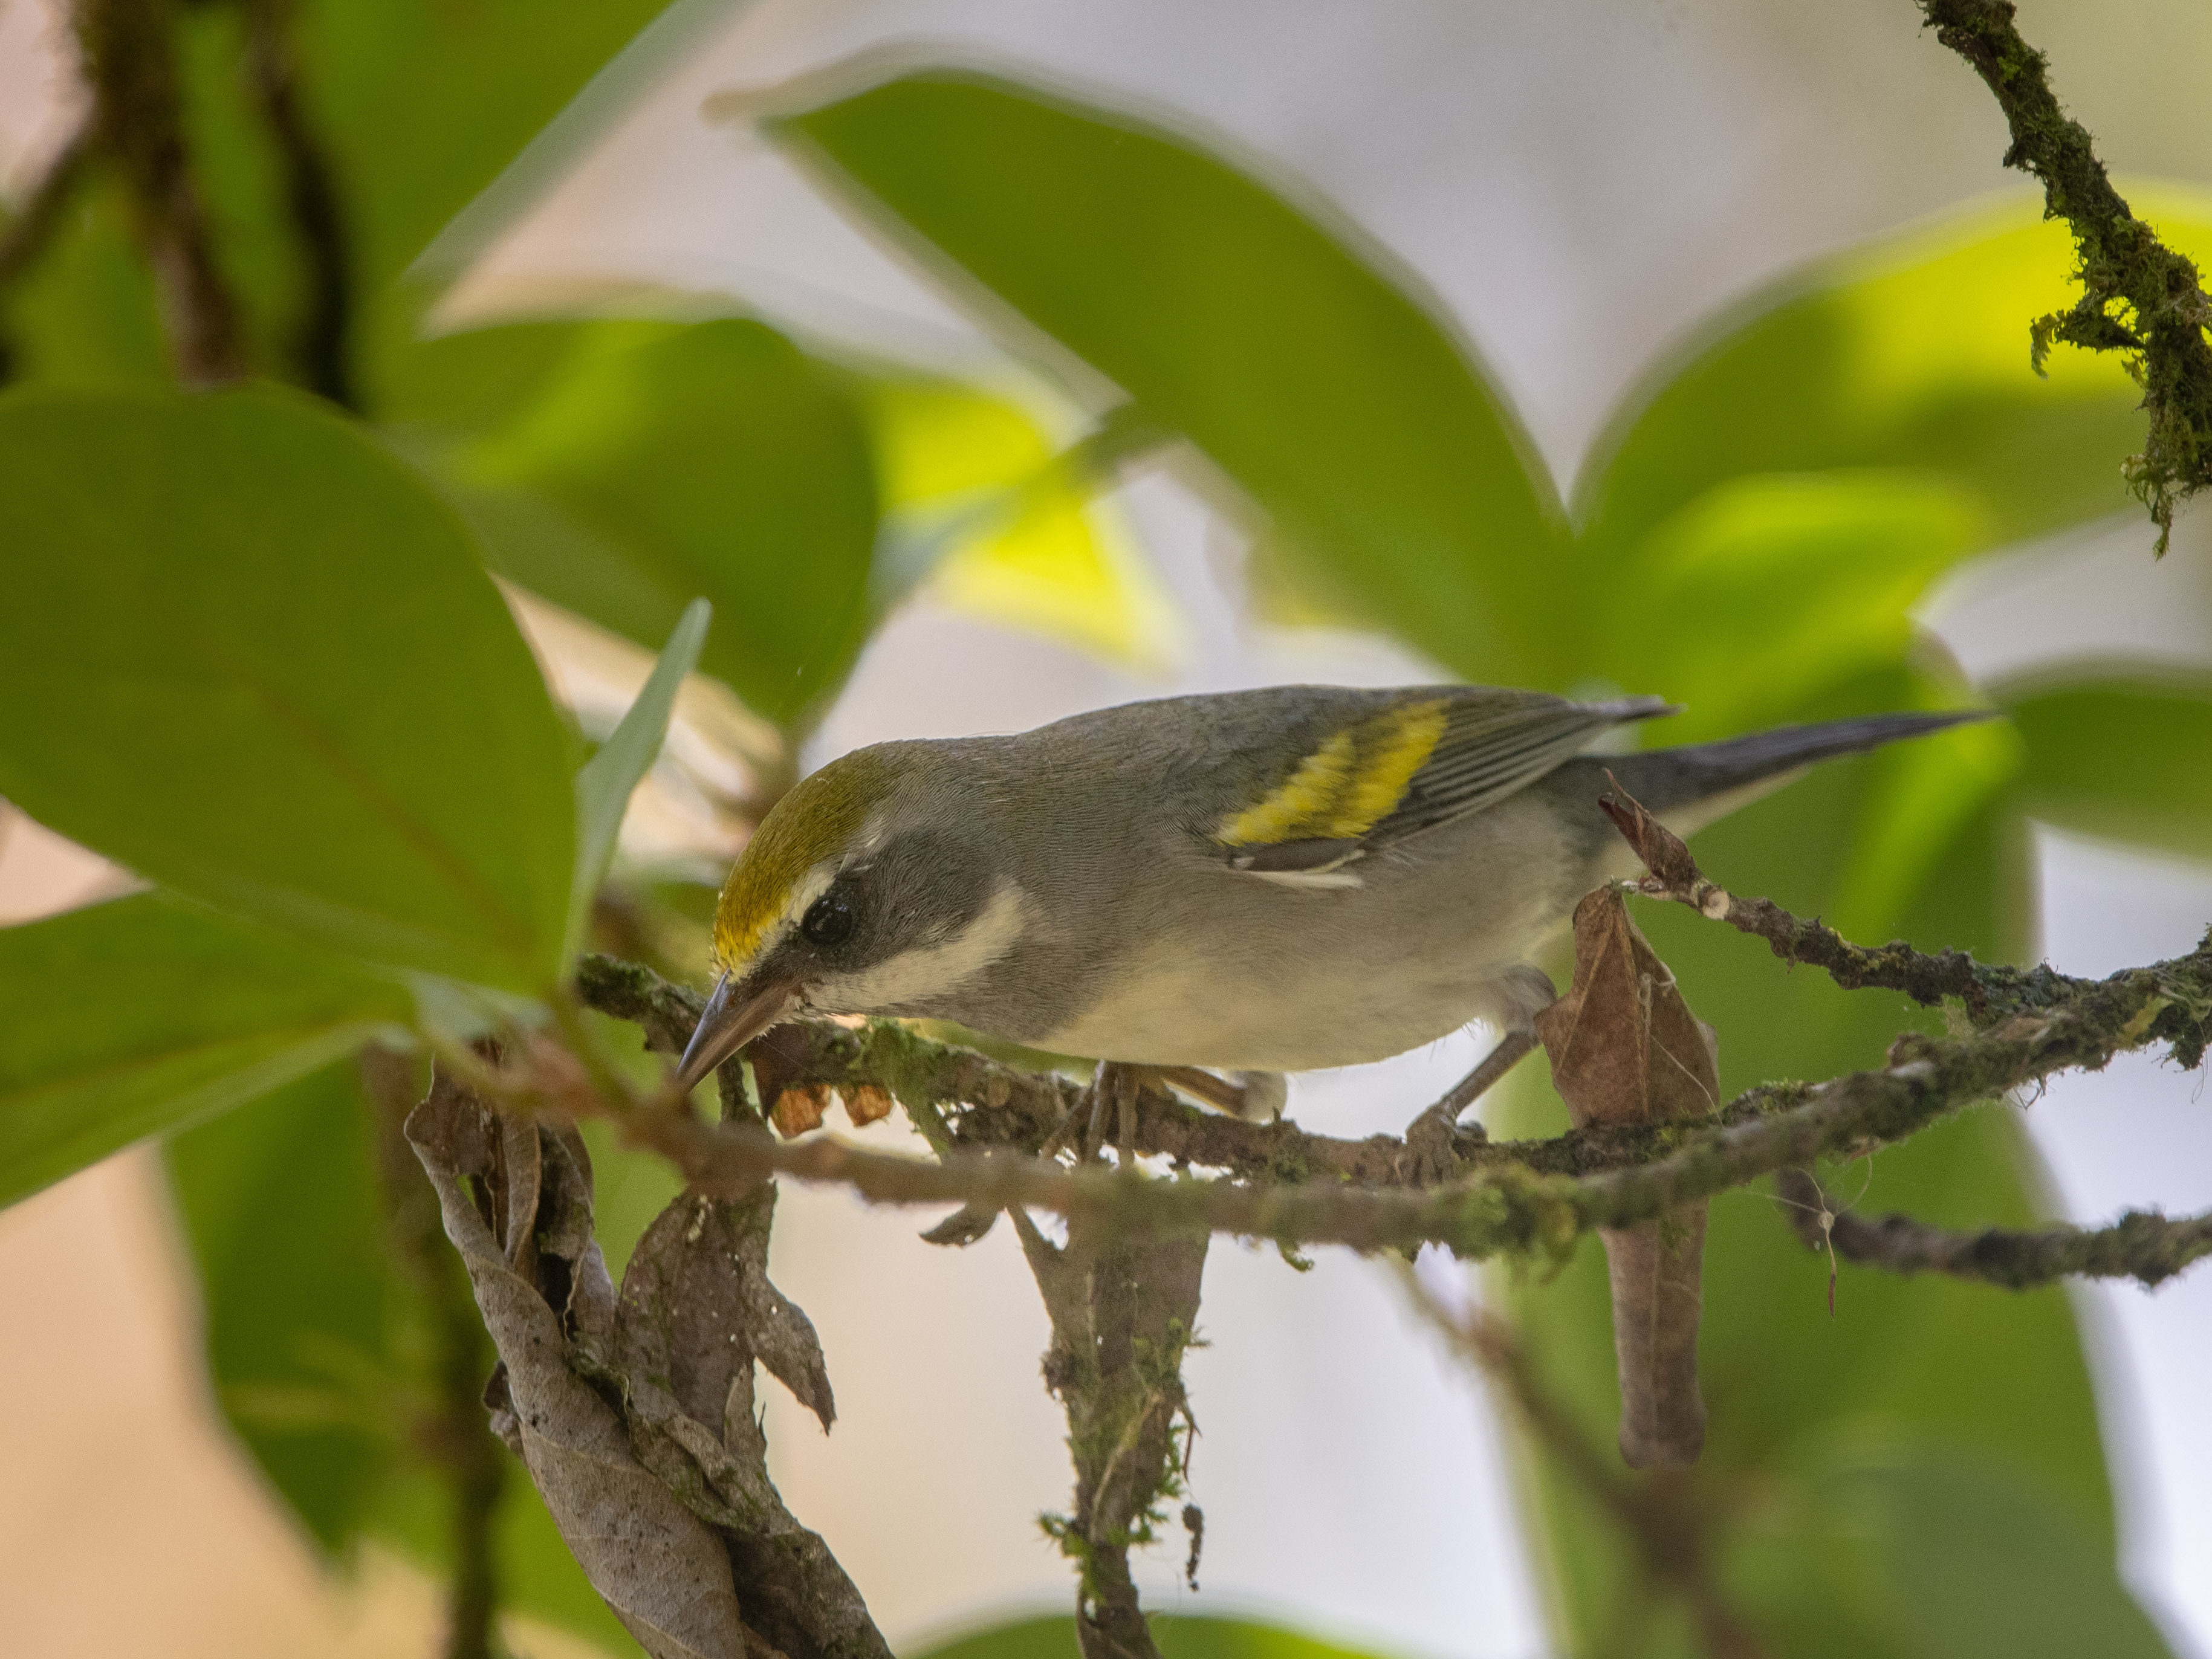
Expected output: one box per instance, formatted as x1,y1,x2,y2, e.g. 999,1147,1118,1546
814,880,1030,1014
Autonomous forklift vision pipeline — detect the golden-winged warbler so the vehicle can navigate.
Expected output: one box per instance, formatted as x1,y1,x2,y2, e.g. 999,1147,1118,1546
675,684,1984,1121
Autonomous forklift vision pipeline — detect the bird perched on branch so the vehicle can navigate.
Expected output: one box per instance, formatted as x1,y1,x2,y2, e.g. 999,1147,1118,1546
674,684,1984,1151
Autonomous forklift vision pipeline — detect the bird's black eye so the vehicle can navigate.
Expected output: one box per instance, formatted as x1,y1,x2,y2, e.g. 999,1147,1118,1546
800,891,854,947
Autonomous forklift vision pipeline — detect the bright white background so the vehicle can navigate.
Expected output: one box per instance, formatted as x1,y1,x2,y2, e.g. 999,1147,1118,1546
2,3,2210,1656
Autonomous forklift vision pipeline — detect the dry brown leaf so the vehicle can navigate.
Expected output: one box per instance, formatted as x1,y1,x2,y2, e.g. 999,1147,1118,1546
1537,887,1719,1129
844,1084,895,1127
406,1079,750,1659
1534,886,1717,1469
1598,773,1702,893
771,1084,831,1137
614,1186,884,1659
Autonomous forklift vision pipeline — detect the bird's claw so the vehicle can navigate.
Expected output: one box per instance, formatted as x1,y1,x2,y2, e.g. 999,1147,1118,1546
1400,1105,1467,1185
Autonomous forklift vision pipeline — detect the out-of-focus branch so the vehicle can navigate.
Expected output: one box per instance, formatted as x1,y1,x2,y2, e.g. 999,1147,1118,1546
360,1047,504,1659
0,118,95,294
239,0,354,407
72,0,246,384
1406,1284,1768,1659
1919,0,2212,551
1774,1168,2212,1291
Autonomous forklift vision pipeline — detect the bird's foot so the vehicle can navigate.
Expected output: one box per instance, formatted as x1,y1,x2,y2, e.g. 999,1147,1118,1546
1398,1029,1536,1184
1400,1105,1466,1185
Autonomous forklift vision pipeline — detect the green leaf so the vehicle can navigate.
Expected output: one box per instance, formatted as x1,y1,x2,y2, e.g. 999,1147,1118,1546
2001,670,2212,864
166,1061,397,1553
0,386,577,991
0,893,407,1208
1594,471,1988,737
913,1613,1405,1659
1827,1442,2173,1658
465,319,880,723
1580,184,2212,560
860,378,1184,669
568,598,711,960
775,65,1565,684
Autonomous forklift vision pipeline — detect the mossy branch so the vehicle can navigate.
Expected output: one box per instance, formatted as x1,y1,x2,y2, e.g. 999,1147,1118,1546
566,913,2212,1279
1776,1168,2212,1290
1919,0,2212,552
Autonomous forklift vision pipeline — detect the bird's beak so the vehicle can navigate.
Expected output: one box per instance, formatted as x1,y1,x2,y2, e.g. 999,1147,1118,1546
673,972,799,1095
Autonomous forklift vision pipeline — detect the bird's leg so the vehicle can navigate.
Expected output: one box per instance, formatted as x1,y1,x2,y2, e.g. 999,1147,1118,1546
1041,1060,1144,1164
1402,1028,1540,1182
1156,1066,1287,1122
1098,1062,1140,1166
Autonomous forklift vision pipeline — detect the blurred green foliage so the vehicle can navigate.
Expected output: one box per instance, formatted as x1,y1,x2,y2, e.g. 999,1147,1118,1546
2,12,2208,1659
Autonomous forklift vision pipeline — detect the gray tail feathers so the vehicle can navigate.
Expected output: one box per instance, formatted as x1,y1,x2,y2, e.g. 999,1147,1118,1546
1601,709,1997,817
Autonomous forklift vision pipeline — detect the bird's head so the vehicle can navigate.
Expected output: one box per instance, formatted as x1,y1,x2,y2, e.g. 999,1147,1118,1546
672,742,1028,1093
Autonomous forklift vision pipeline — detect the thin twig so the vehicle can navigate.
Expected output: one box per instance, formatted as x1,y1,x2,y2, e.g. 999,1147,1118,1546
1404,1282,1768,1659
0,117,95,293
238,0,354,406
1774,1169,2212,1291
1919,0,2212,551
73,0,246,384
1598,778,2083,1021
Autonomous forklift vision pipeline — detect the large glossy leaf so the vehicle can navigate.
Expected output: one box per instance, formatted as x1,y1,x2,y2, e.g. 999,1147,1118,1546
0,893,407,1208
1825,1443,2171,1658
776,65,1567,685
2000,670,2212,864
166,1061,397,1553
466,319,880,724
0,386,577,990
1579,185,2212,560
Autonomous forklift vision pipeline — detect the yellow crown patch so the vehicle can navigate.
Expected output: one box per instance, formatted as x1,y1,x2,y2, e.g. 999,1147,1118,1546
713,749,890,968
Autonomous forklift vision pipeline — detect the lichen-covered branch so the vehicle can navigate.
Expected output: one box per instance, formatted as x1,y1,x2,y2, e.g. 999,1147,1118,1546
1019,1208,1205,1659
1598,781,2082,1021
566,922,2212,1277
1774,1168,2212,1290
1919,0,2212,551
73,0,247,384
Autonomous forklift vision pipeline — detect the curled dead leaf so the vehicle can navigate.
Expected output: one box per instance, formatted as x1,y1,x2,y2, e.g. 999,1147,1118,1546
406,1078,750,1659
845,1084,894,1127
772,1084,832,1138
1534,886,1717,1469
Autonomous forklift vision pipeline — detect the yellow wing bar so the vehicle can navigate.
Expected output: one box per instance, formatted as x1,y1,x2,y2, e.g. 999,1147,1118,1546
1215,699,1451,847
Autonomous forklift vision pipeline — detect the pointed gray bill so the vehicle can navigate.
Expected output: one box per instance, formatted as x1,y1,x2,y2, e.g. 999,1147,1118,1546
673,972,798,1095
